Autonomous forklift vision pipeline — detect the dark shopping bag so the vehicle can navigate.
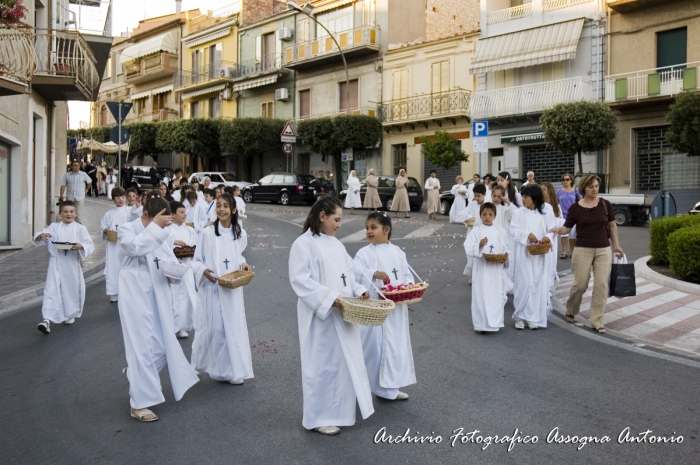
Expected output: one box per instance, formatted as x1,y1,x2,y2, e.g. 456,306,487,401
609,254,636,297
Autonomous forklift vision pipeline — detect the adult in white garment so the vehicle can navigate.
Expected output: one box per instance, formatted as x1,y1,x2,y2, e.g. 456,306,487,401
100,187,129,303
288,195,373,436
190,194,254,385
117,198,199,422
449,175,468,224
467,174,480,203
354,212,416,400
167,201,198,338
344,170,362,214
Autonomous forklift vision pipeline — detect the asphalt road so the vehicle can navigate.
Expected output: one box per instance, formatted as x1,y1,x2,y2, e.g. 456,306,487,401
1,204,697,464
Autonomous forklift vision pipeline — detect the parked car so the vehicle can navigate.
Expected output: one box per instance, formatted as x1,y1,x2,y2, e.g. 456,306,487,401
339,175,424,211
241,172,316,205
690,200,700,214
188,172,251,189
439,178,524,215
598,193,652,226
131,166,167,189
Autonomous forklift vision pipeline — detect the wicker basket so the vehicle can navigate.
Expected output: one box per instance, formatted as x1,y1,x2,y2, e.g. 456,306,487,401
526,243,551,255
174,246,196,258
483,253,508,263
339,297,395,326
465,218,476,227
105,229,118,243
381,283,429,305
218,270,255,289
185,222,194,227
52,242,76,251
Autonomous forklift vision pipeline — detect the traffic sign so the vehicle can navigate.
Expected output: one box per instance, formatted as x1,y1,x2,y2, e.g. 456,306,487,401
281,121,296,143
282,142,294,155
110,126,130,145
472,138,488,153
472,120,488,138
106,102,133,124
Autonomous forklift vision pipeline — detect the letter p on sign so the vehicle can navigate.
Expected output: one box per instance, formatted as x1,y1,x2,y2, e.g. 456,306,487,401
472,121,488,138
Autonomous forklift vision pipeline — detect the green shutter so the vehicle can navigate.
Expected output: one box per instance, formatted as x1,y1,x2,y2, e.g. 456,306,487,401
683,67,697,90
648,73,661,95
657,28,687,69
615,78,628,100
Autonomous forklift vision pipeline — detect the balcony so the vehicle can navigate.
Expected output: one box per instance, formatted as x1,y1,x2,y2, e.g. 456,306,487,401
283,26,379,71
33,29,99,101
173,60,236,93
0,27,37,96
469,77,593,119
125,109,179,123
487,4,533,25
606,0,671,13
379,91,471,127
297,106,378,121
605,62,699,105
227,53,289,89
124,53,179,85
544,0,595,12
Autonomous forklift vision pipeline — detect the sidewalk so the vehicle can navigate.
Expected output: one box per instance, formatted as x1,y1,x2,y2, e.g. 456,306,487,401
0,197,114,312
554,256,700,358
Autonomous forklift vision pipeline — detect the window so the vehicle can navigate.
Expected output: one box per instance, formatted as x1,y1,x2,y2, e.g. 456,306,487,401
209,43,222,78
284,175,295,183
391,144,407,175
542,62,564,82
363,0,376,27
262,32,276,69
431,61,450,94
259,174,274,184
191,50,200,83
316,4,354,37
493,69,514,89
392,69,408,100
209,97,221,118
136,98,147,115
657,27,687,70
299,90,310,118
271,174,285,183
191,101,199,118
153,92,168,112
261,101,274,118
100,105,109,125
339,79,359,111
104,56,111,79
0,141,10,244
298,18,310,42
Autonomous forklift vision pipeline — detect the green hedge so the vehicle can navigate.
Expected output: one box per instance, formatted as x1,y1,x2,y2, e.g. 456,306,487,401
668,224,700,283
649,214,700,265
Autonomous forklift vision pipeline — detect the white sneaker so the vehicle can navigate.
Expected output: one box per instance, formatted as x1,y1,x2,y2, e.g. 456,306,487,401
229,379,244,385
528,323,539,330
514,320,525,330
315,426,341,435
176,330,189,339
37,320,50,334
64,318,76,325
110,295,118,303
395,391,409,400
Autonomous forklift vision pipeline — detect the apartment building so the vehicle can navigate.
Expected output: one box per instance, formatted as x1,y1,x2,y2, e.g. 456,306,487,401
470,0,606,183
0,0,109,248
605,0,700,212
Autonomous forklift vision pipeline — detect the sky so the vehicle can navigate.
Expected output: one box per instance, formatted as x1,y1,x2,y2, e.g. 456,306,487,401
68,0,237,128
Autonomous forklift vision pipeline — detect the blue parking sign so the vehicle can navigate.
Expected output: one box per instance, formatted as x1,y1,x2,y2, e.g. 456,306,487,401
472,120,488,137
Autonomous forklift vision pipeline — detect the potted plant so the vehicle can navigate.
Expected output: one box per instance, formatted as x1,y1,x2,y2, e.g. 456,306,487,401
0,0,27,25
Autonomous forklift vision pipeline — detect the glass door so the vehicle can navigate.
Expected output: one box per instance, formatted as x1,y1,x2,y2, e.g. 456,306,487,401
0,141,10,244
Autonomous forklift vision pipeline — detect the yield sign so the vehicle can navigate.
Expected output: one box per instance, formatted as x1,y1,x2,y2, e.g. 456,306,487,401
106,102,133,124
281,121,296,143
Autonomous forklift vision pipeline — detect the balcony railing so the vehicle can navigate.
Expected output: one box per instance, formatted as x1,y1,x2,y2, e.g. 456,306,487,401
228,53,283,80
189,2,241,33
469,77,593,119
0,27,37,86
125,109,178,123
173,60,236,90
125,53,178,84
284,26,379,67
34,28,99,98
487,4,533,25
544,0,593,12
605,62,700,103
379,90,471,124
297,106,378,121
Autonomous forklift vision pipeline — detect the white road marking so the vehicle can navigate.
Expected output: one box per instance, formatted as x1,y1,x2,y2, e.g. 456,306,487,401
340,229,369,243
403,224,443,239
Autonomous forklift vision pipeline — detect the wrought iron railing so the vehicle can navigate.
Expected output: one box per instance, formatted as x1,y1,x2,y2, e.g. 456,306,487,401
544,0,593,12
173,60,236,89
0,26,37,84
605,62,700,102
34,28,99,97
486,4,533,25
379,91,471,123
125,109,178,123
228,53,283,80
297,106,378,121
284,26,379,65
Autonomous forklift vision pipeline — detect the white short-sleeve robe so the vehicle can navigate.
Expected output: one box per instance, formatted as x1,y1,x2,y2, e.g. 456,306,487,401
289,230,373,429
117,220,199,409
465,225,514,332
204,200,217,223
509,207,557,328
128,205,143,223
344,176,362,209
544,202,564,293
185,202,207,233
100,206,129,297
190,225,253,382
35,222,94,323
449,184,468,223
354,243,417,399
235,196,246,224
168,223,198,332
494,203,517,284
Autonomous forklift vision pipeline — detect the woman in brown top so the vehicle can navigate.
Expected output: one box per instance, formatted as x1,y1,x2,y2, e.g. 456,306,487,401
551,174,624,333
391,169,411,218
363,169,382,212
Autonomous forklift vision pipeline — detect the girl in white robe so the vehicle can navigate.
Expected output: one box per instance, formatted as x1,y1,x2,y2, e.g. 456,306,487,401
465,204,513,333
449,176,468,224
106,171,117,200
168,201,198,338
117,198,199,422
541,182,565,294
288,195,373,436
497,171,523,209
100,189,129,302
509,185,557,330
34,201,94,334
344,171,362,213
190,194,254,384
185,192,207,233
491,186,517,285
354,212,416,400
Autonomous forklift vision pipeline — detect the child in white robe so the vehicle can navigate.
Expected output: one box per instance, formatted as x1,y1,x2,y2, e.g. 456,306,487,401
541,182,565,294
461,183,487,280
126,187,143,222
449,176,468,224
202,188,217,225
117,197,199,422
106,170,117,200
288,195,373,436
510,184,557,330
35,201,94,334
190,194,254,385
168,201,198,339
185,191,207,233
233,186,246,225
491,186,517,285
465,203,513,333
496,171,523,209
354,212,416,400
100,187,129,303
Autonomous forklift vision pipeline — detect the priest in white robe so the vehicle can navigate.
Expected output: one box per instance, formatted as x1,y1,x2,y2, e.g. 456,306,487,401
344,171,362,213
449,177,468,223
100,193,129,302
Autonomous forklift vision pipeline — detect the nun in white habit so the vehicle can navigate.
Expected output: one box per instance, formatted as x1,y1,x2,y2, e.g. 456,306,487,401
288,195,373,436
449,176,468,224
344,170,362,214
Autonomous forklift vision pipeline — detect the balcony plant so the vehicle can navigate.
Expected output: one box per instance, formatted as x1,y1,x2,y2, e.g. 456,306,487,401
0,0,27,26
419,130,469,171
665,91,700,157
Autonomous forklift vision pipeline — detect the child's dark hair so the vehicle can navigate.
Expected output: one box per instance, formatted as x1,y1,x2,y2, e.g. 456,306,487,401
144,197,170,217
303,195,342,236
170,201,185,213
492,185,506,196
186,191,198,202
203,188,216,198
498,171,520,207
224,186,234,195
521,184,545,214
126,187,139,196
366,211,392,240
58,200,76,212
213,193,241,239
232,185,240,194
111,187,126,198
483,173,495,183
473,183,487,195
430,170,437,175
480,202,497,216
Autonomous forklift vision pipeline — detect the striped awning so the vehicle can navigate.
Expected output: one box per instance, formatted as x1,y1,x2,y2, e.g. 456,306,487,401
233,74,278,91
129,90,151,100
469,19,584,75
152,84,173,95
180,83,226,100
314,0,355,14
119,30,179,65
187,27,232,47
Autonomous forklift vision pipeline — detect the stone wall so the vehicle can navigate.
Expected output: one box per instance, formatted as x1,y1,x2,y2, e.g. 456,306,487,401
242,0,285,26
425,0,480,41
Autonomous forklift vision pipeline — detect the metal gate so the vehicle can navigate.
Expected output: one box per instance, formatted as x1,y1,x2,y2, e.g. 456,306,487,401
522,145,575,183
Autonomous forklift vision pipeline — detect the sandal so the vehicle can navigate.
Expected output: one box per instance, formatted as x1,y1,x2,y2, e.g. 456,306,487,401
565,313,575,323
593,327,607,334
130,408,158,422
560,254,568,259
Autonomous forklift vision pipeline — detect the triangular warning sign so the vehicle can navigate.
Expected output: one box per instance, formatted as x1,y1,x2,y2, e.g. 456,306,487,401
281,122,296,137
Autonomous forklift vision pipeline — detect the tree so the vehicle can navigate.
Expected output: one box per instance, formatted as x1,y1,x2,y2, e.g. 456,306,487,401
540,100,618,174
124,121,159,159
419,130,469,171
156,119,221,159
334,115,382,150
219,118,286,160
297,117,337,155
665,91,700,157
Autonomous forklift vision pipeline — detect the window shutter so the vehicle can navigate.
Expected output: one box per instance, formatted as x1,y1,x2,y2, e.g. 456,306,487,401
255,35,262,63
431,63,440,94
299,90,310,117
440,61,450,92
392,71,401,100
401,69,408,99
657,27,687,69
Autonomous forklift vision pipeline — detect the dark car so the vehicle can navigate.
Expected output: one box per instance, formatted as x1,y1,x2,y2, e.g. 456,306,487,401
242,172,316,205
339,175,424,211
439,178,524,215
131,165,168,189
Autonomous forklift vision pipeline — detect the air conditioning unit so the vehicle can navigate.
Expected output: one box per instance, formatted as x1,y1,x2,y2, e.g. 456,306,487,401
220,88,234,100
220,67,235,78
275,88,290,101
276,27,293,41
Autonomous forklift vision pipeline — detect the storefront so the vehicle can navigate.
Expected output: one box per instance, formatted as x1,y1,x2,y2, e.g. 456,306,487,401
0,141,10,244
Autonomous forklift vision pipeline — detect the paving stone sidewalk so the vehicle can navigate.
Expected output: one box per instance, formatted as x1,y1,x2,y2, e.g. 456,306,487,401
0,197,114,309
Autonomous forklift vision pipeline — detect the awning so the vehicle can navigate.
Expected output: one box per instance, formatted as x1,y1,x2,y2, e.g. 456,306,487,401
233,74,278,91
314,0,355,14
180,84,226,100
119,30,179,65
469,19,584,75
76,139,129,154
152,84,173,95
130,90,151,100
187,28,232,47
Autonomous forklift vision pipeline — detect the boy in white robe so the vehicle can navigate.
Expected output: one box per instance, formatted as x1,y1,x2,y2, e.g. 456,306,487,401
100,187,129,303
233,186,246,225
354,212,416,400
106,170,117,200
461,183,487,280
35,201,94,334
126,187,142,222
184,191,206,233
168,201,198,339
190,181,206,206
492,186,517,285
289,195,373,436
467,174,479,203
465,203,514,333
117,198,199,422
202,188,217,225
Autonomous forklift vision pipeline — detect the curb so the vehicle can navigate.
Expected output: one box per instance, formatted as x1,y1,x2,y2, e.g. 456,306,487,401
634,255,700,296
